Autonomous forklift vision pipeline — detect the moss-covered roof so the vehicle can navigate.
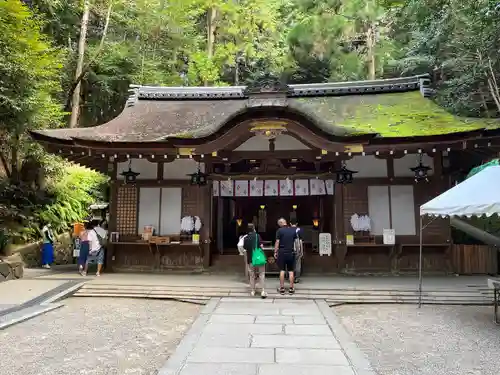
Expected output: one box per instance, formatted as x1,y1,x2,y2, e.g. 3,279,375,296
289,91,499,137
31,82,500,144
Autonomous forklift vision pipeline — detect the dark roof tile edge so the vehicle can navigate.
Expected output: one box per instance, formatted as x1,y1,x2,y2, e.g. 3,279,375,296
129,74,430,102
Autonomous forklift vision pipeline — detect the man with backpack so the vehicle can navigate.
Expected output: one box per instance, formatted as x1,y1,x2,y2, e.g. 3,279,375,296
290,218,303,283
80,221,107,277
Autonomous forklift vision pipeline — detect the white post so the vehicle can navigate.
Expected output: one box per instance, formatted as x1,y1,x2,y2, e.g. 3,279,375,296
418,215,424,308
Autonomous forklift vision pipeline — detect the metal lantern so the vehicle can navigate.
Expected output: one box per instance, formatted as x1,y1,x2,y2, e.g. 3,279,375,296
120,160,140,184
334,163,357,184
411,155,432,182
188,164,208,186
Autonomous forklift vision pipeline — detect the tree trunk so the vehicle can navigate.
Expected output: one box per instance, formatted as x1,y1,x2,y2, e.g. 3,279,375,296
10,134,20,183
366,25,376,80
0,151,11,179
69,0,90,128
205,7,217,86
65,1,113,114
487,58,500,112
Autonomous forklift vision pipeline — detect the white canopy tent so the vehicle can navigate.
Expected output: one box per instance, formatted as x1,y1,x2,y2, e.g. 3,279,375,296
418,166,500,306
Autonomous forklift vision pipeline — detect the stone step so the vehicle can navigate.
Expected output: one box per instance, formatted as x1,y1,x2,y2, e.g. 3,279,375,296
74,289,493,305
74,293,492,305
76,292,210,301
74,281,494,305
78,283,493,293
77,285,493,298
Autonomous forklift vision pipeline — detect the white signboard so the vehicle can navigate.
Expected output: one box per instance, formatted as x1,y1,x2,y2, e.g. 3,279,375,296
383,229,396,245
73,238,81,257
319,233,332,256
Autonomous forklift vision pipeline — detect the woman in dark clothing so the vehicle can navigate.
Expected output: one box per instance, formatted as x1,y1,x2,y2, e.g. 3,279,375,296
243,223,267,298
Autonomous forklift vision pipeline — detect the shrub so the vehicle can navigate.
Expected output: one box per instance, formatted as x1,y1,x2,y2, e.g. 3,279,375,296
0,160,107,249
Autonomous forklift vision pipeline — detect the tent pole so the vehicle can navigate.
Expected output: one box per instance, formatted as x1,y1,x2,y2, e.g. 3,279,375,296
418,215,423,308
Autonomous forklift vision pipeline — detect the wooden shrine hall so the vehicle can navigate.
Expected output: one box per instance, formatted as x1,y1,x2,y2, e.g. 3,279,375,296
31,74,500,274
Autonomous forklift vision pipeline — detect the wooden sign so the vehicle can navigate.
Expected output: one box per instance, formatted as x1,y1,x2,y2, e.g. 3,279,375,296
346,234,354,245
319,233,332,256
344,144,364,153
178,148,194,156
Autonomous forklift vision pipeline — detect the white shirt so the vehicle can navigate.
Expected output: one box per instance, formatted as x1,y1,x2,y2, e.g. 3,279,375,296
87,230,101,253
94,226,108,239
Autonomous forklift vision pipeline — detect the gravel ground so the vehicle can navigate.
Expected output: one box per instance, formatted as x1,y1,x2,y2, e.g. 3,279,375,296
0,298,201,375
335,305,500,375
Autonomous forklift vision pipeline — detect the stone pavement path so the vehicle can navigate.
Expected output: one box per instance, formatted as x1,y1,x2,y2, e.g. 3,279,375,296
0,279,84,330
158,297,375,375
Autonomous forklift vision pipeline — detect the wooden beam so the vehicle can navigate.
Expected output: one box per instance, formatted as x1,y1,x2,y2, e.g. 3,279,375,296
115,179,192,187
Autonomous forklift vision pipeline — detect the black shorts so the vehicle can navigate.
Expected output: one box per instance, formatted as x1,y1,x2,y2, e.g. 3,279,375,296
277,252,295,272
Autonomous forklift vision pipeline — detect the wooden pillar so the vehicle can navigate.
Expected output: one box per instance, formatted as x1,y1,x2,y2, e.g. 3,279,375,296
332,160,347,271
334,183,347,271
387,157,395,180
157,161,164,180
106,162,118,272
200,185,212,269
202,162,213,269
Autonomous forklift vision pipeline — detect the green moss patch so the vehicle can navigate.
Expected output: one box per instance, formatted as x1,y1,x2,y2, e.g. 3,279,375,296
290,91,500,137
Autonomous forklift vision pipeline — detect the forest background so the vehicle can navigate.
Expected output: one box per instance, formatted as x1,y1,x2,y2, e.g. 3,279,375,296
0,0,499,251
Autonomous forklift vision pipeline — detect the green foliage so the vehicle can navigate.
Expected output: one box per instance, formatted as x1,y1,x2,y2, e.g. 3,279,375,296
35,163,107,234
0,0,66,183
0,160,107,246
16,0,498,131
390,0,500,117
0,0,65,131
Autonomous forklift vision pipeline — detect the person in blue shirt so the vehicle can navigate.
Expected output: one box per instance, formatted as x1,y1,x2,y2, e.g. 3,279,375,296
274,218,298,295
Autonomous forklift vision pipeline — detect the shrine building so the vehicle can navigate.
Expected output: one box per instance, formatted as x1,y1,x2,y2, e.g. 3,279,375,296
30,74,500,274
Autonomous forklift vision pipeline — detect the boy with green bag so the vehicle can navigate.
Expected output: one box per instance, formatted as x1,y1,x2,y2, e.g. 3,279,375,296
243,223,267,298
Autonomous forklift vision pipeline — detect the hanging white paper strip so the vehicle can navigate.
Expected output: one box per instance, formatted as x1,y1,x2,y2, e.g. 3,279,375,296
309,179,326,195
279,179,293,196
294,179,309,196
234,180,249,197
264,180,279,196
220,180,234,197
325,180,334,195
317,180,326,195
249,180,264,196
212,180,220,196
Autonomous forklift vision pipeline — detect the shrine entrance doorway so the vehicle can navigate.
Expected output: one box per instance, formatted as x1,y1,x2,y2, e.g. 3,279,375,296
213,193,335,255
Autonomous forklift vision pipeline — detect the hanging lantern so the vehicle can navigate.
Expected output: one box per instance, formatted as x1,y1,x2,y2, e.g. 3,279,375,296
292,204,298,210
410,155,432,182
312,218,320,228
120,160,140,184
188,163,208,186
236,218,243,227
260,205,266,210
334,162,357,184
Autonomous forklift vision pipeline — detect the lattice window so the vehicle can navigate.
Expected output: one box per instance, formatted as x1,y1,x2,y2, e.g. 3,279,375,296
116,186,138,235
